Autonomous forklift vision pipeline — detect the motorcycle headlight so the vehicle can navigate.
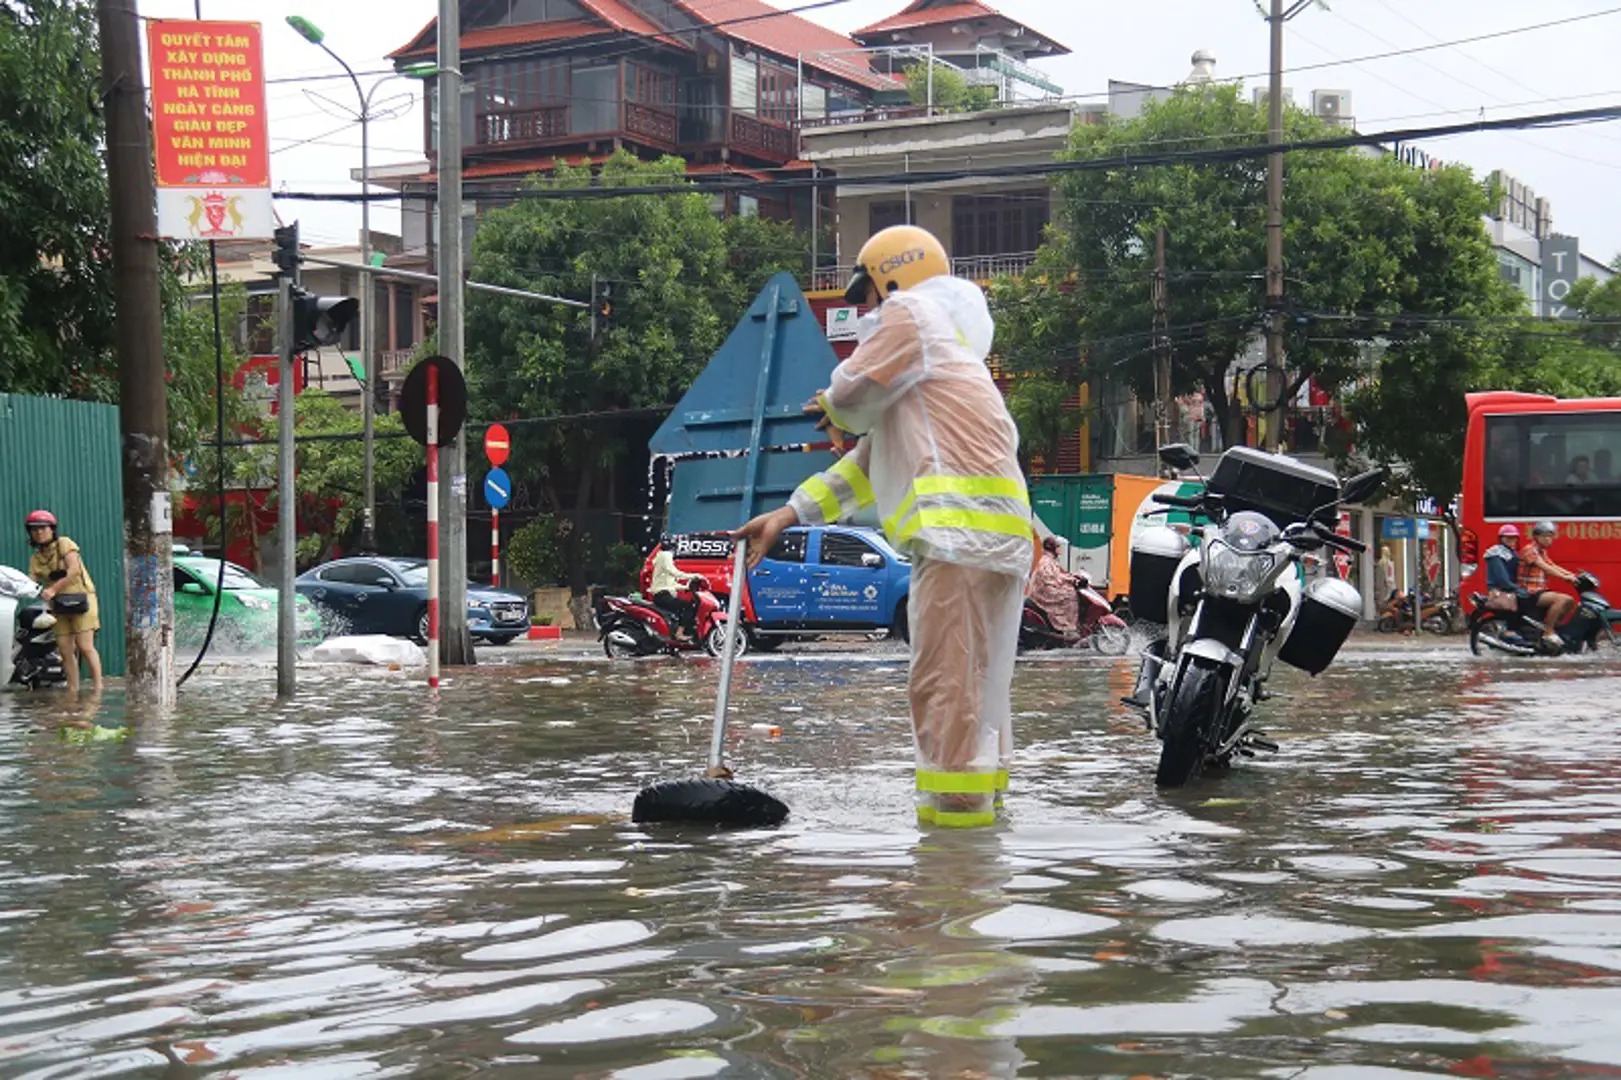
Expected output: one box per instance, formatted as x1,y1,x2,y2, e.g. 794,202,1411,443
1203,540,1276,603
236,594,272,612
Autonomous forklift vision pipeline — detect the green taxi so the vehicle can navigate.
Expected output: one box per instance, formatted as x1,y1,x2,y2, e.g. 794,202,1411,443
173,546,323,648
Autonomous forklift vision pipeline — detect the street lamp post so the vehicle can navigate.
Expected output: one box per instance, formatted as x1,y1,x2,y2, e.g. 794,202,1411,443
287,15,433,553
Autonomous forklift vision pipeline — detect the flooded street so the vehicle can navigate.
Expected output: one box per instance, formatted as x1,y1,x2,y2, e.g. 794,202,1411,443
2,645,1621,1078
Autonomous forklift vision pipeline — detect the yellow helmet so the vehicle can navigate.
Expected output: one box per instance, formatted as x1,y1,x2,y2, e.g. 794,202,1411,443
844,225,950,306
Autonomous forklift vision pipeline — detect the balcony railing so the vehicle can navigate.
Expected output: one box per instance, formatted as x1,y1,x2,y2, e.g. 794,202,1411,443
729,111,794,162
624,102,677,146
477,105,569,147
381,348,416,377
798,104,932,132
809,251,1039,292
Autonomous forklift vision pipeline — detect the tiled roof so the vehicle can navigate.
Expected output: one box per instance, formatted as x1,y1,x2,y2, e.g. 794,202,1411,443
856,0,998,36
854,0,1070,57
670,0,902,91
389,0,683,61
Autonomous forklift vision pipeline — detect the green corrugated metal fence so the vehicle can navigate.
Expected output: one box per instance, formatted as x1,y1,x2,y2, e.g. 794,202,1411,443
0,394,127,677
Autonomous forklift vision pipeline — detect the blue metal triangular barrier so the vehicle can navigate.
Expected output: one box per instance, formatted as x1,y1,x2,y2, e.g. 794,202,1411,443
651,272,841,534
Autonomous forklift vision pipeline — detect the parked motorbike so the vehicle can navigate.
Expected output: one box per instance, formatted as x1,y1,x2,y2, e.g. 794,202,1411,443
1123,443,1385,788
1376,589,1458,635
596,576,745,659
1467,572,1619,657
0,566,65,690
1020,573,1132,655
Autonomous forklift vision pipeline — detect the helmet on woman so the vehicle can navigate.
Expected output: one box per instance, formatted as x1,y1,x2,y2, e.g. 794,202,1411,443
24,509,56,547
844,225,950,306
1532,520,1557,538
1497,523,1520,541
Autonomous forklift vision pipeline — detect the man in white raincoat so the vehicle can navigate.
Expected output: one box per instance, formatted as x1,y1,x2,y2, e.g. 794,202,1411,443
734,225,1033,827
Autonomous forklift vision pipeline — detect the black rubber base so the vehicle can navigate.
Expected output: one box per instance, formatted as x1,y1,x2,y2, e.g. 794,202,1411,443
632,778,789,827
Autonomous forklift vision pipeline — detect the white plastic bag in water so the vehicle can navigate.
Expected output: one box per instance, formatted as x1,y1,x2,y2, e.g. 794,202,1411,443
310,634,426,667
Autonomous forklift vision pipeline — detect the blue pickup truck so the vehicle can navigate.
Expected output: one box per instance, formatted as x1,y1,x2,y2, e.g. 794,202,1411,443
639,526,912,651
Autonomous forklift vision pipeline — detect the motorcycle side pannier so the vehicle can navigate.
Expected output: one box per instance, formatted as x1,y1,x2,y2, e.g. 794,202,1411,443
1129,526,1190,625
1278,577,1361,675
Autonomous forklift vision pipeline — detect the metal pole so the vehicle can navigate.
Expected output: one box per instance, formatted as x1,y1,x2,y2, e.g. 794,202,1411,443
437,0,473,666
1264,0,1287,451
1153,226,1172,455
490,507,500,587
276,271,297,697
98,0,174,707
427,362,440,689
360,90,376,553
298,255,586,307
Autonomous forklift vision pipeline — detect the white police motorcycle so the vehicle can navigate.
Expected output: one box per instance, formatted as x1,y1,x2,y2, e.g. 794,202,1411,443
1124,444,1385,787
1,566,65,690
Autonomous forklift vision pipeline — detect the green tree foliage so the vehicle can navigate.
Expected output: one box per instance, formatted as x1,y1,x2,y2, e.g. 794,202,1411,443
1004,374,1084,470
193,391,419,568
1005,86,1521,456
466,152,810,594
505,515,568,589
0,0,241,455
903,61,997,112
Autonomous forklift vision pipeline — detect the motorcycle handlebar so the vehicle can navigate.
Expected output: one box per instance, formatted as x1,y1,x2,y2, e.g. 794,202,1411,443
1152,493,1202,509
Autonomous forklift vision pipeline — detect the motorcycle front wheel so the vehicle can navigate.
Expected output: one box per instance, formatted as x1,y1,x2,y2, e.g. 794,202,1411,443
704,622,749,659
1156,655,1227,788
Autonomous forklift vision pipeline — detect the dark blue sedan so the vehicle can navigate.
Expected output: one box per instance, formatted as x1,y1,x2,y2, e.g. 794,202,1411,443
295,557,530,645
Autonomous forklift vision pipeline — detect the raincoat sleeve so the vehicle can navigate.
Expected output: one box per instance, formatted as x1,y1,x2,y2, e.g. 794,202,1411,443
817,302,926,436
789,437,875,527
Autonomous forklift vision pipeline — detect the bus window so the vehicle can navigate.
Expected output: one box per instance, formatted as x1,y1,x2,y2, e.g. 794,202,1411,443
1483,412,1621,519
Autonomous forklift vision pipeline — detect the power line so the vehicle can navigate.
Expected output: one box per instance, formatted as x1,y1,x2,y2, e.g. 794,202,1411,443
271,104,1621,205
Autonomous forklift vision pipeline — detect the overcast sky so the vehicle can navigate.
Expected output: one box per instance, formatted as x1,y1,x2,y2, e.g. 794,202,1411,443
146,0,1620,259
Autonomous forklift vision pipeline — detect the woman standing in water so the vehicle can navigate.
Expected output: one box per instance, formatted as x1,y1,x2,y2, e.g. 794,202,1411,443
25,510,103,693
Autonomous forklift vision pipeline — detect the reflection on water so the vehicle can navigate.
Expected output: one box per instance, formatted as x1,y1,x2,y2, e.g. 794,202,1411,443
1,650,1621,1076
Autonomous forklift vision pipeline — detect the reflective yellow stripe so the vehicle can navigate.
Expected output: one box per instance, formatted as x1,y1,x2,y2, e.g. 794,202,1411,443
996,769,1009,792
830,456,875,509
896,509,1034,543
917,806,998,828
917,770,1001,794
882,476,1030,538
799,476,841,523
817,391,854,435
913,475,1028,501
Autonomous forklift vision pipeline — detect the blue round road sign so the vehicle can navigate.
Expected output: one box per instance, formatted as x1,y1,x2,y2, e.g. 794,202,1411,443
484,467,512,510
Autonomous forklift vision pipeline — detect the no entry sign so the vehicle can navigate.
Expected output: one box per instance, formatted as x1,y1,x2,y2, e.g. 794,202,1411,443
484,423,510,466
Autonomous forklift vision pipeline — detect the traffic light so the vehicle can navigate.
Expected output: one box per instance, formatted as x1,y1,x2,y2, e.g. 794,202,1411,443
272,222,300,274
591,275,614,342
290,288,358,351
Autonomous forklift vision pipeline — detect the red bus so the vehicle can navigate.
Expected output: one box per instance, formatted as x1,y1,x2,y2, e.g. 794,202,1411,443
1460,390,1621,606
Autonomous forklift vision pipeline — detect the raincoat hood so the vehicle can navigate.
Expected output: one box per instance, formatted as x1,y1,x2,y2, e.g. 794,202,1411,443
905,275,994,362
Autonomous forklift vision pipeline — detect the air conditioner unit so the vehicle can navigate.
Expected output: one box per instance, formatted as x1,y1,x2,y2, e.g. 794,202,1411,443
1311,90,1351,124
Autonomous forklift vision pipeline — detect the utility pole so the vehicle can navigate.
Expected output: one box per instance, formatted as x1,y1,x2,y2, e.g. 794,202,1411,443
1262,0,1317,451
274,227,300,699
1152,226,1173,460
98,0,174,708
1264,0,1286,452
437,0,474,666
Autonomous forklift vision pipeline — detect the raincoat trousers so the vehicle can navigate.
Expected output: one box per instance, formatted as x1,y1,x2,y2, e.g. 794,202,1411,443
788,276,1031,827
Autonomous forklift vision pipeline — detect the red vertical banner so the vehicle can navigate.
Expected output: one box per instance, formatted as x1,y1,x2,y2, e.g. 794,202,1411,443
146,20,275,239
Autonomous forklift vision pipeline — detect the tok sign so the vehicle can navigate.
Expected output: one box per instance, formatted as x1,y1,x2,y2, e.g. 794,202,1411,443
484,423,511,466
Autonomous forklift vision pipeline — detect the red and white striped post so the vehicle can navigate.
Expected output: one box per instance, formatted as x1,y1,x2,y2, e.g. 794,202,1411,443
490,507,500,587
426,362,440,689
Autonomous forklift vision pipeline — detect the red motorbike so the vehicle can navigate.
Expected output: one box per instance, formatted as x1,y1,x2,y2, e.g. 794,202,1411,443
596,576,746,659
1021,573,1133,656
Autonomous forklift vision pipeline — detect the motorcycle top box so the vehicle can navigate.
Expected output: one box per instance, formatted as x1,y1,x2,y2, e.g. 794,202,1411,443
1129,525,1190,625
1206,446,1342,529
1277,576,1362,675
